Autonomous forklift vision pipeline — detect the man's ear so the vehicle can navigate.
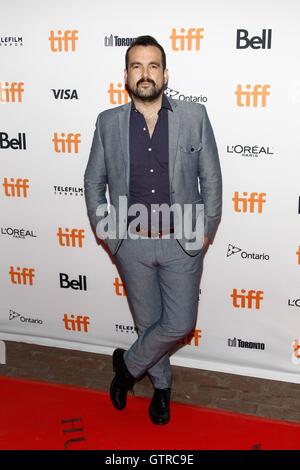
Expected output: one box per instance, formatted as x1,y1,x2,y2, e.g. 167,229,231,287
164,68,169,85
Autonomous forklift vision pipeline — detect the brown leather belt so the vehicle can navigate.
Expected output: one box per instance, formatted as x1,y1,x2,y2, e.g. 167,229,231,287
129,227,175,238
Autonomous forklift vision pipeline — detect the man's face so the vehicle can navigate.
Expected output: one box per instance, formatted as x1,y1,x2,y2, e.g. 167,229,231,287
125,45,168,102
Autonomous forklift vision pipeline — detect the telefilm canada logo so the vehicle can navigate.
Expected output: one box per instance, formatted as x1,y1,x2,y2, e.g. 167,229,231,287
1,227,37,239
227,244,270,261
54,185,84,196
115,324,138,334
9,309,43,325
226,144,274,158
104,34,135,47
0,36,23,47
165,87,207,103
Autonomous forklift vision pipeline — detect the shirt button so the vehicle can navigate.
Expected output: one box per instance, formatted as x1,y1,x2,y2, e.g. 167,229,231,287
152,209,156,213
148,148,152,152
151,189,155,193
143,127,147,131
150,169,154,173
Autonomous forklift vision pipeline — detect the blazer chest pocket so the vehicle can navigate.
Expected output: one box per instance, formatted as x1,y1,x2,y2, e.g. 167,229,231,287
180,143,202,167
180,143,202,154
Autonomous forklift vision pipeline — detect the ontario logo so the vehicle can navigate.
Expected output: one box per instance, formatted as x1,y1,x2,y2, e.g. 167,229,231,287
227,244,270,261
165,87,207,103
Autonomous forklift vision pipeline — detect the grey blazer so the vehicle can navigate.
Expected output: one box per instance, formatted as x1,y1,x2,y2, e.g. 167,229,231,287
84,97,222,256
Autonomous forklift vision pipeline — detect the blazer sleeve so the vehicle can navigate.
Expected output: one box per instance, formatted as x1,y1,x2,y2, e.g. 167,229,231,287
84,115,108,235
198,106,222,242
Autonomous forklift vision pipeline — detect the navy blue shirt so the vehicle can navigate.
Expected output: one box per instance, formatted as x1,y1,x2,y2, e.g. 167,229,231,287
128,94,174,231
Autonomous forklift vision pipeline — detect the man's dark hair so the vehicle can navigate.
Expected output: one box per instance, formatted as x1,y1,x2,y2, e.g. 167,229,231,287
125,35,166,70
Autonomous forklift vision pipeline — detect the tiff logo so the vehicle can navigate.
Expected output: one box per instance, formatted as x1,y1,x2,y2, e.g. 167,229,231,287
170,28,204,51
235,84,270,107
0,82,24,103
9,266,35,285
231,289,264,309
57,227,85,248
236,29,272,49
297,246,300,265
2,178,29,197
232,192,266,213
292,339,300,364
108,83,129,105
48,30,78,52
179,328,202,347
114,277,127,296
63,314,90,332
52,133,81,153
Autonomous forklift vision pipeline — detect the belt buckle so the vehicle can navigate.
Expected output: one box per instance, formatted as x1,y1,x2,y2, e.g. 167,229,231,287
139,228,148,237
151,230,159,238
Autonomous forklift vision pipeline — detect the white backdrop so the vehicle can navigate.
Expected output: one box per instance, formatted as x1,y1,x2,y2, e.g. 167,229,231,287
1,0,300,383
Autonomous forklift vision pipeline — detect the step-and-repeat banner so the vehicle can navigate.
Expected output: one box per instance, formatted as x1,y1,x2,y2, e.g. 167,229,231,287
1,0,300,383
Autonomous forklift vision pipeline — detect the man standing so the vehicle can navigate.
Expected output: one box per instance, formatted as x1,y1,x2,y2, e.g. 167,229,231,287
84,36,222,425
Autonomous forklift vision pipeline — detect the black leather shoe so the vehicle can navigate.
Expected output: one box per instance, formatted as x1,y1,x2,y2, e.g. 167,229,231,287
149,388,171,425
110,348,135,411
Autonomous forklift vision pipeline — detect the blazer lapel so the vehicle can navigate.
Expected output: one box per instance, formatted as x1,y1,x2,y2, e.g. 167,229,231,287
118,103,131,190
168,99,180,187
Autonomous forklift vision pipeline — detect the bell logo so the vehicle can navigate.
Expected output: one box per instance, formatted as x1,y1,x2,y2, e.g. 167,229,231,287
0,132,26,150
108,83,129,105
232,192,266,213
48,30,78,52
57,227,85,248
63,314,90,332
114,277,127,296
9,266,35,286
52,133,81,153
0,82,24,103
179,329,202,346
235,84,270,107
236,29,272,50
2,178,29,197
231,289,264,309
170,28,204,51
292,339,300,364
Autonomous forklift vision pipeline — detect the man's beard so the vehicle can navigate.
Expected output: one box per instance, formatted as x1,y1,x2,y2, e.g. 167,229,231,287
127,78,165,102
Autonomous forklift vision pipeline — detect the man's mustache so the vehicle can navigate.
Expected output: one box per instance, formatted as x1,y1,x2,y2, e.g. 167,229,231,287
136,78,156,87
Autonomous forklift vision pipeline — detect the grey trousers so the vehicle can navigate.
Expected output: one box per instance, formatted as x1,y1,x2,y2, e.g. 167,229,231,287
114,233,204,389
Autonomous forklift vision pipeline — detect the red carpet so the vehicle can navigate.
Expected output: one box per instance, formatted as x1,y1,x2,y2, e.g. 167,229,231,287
0,375,300,450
